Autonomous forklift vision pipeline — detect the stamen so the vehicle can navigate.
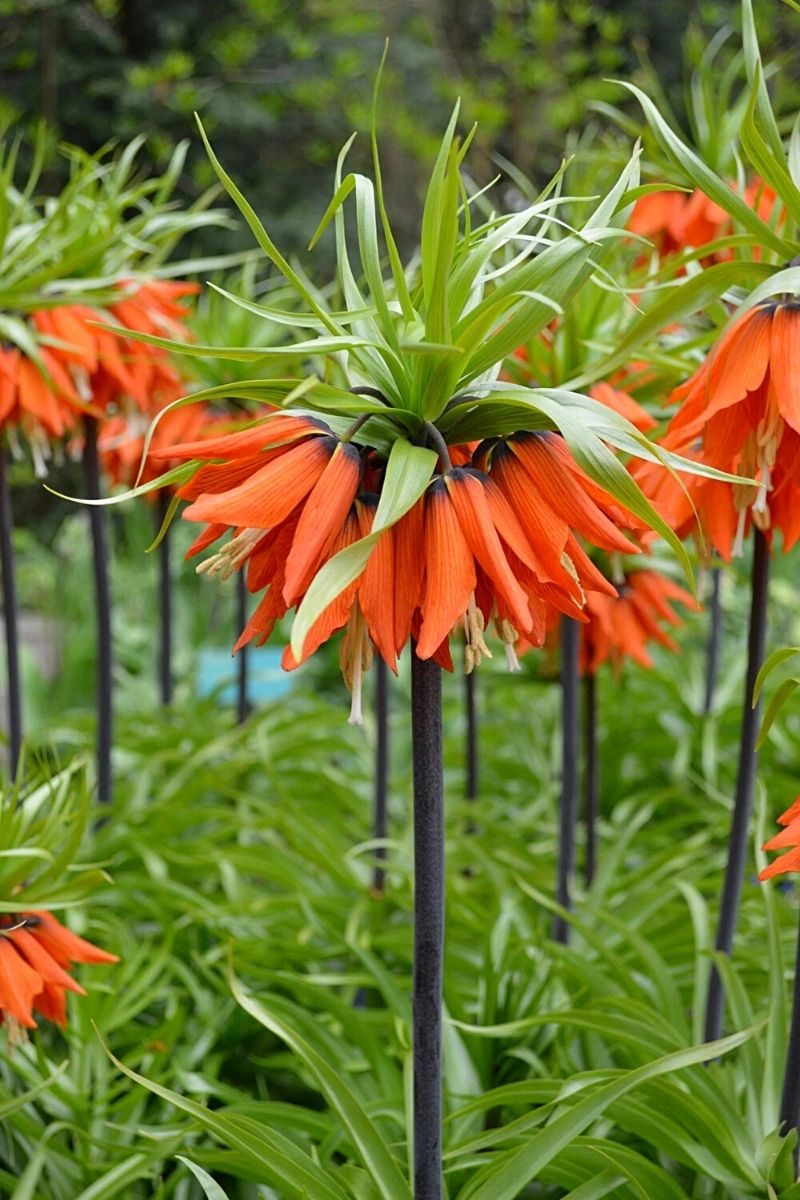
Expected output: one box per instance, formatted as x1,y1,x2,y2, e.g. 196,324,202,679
197,527,262,580
560,552,585,605
732,508,747,558
495,615,522,672
608,553,625,587
752,461,771,516
343,605,367,726
69,366,92,403
504,642,521,672
462,593,492,673
30,436,48,479
5,1014,28,1050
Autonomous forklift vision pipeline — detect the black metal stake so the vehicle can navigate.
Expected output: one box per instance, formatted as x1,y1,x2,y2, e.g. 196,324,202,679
410,649,444,1200
704,567,723,715
156,491,173,707
584,670,599,888
465,667,479,804
704,529,770,1043
371,655,390,894
780,913,800,1173
554,615,580,944
236,570,250,723
0,444,22,779
83,416,113,805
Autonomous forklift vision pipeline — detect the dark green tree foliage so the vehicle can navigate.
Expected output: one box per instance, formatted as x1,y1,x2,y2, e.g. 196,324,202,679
2,0,797,258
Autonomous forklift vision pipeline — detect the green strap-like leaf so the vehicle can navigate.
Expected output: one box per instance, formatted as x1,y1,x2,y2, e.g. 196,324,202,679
618,80,797,257
175,1158,232,1200
99,1035,349,1200
231,977,413,1200
462,1026,757,1200
195,115,343,336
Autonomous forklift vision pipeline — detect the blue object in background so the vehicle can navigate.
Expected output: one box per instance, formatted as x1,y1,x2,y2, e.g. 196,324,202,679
196,646,292,705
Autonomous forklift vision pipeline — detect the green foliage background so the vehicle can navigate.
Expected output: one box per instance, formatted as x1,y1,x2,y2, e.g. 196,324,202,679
2,0,798,259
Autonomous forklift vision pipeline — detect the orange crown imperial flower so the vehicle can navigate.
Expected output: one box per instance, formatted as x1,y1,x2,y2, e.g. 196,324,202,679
577,569,700,674
760,797,800,881
633,297,800,560
1,281,197,471
156,412,650,719
0,911,118,1032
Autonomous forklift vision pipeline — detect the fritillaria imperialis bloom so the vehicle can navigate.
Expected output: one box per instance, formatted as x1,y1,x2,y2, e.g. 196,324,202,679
0,911,117,1031
628,188,730,259
760,797,800,881
154,414,651,719
99,401,214,494
634,299,800,559
576,569,699,674
0,282,196,471
627,179,777,263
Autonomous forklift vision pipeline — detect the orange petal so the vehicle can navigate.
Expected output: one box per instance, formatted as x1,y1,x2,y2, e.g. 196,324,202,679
590,382,657,432
416,481,476,660
701,306,772,422
445,469,531,634
152,415,325,462
564,534,617,597
178,453,286,501
186,523,228,560
34,307,99,372
184,436,332,529
0,940,41,1027
357,499,397,671
10,929,85,994
779,796,800,826
17,358,69,437
769,305,800,433
33,982,68,1028
282,510,362,667
760,846,800,881
28,913,119,967
393,500,426,656
508,435,638,554
489,447,578,593
0,349,19,425
283,442,362,604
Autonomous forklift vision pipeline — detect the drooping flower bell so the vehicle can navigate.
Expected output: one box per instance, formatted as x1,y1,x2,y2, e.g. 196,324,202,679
153,411,652,718
575,568,699,674
628,187,730,261
634,298,800,560
99,401,215,495
627,179,778,264
0,911,118,1032
34,281,195,419
759,797,800,881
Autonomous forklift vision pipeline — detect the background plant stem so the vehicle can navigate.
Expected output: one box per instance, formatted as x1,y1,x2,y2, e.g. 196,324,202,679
704,567,723,715
83,415,113,805
704,529,769,1043
410,648,444,1200
583,670,598,888
0,443,22,780
554,615,580,944
781,914,800,1173
156,491,173,707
